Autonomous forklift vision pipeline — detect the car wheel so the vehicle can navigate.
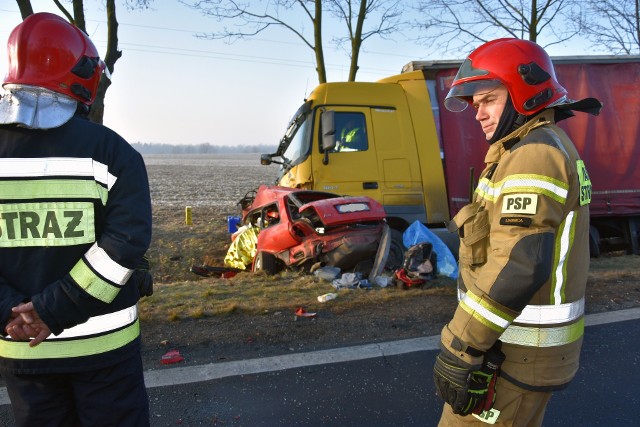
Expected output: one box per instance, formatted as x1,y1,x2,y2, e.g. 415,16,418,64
253,251,281,275
369,223,391,281
386,228,406,271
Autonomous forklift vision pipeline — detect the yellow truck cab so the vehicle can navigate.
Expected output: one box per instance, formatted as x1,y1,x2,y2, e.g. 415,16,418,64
261,71,455,266
262,57,640,263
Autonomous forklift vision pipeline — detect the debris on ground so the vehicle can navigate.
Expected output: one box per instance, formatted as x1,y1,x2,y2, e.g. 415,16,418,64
189,187,462,288
317,292,338,303
313,266,341,282
160,349,184,365
189,264,244,278
294,307,317,319
332,272,373,290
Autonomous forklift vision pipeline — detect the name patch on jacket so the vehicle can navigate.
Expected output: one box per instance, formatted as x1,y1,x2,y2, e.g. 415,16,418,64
0,202,95,247
501,194,538,214
500,217,532,228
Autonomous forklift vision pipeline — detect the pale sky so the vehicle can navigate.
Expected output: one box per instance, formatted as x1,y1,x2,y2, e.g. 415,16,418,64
1,0,590,147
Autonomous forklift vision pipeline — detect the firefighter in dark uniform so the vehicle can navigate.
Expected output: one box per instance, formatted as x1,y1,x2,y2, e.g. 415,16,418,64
0,13,152,426
431,38,602,426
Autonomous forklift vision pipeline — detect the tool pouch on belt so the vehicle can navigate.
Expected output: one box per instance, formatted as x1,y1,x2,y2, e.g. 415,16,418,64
448,202,490,266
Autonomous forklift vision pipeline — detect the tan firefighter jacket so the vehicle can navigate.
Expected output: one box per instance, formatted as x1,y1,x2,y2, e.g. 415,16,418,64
443,109,592,391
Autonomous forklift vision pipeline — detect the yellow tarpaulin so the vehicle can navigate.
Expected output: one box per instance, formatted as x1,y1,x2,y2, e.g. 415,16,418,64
224,226,259,270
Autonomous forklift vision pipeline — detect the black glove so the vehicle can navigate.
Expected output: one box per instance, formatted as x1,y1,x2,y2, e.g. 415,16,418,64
472,340,506,414
433,341,505,416
132,256,154,298
433,349,484,415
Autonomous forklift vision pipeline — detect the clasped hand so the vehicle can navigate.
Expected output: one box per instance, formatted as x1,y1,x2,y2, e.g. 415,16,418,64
5,302,52,347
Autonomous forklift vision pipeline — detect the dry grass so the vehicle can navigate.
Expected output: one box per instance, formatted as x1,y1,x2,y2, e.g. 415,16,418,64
588,250,640,275
139,154,640,324
139,203,639,323
139,267,457,322
141,203,458,322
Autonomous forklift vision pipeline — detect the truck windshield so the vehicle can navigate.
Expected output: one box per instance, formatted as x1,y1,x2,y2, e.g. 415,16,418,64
281,107,312,166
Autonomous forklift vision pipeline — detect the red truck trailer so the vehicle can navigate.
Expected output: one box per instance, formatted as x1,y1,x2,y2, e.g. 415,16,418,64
403,56,640,256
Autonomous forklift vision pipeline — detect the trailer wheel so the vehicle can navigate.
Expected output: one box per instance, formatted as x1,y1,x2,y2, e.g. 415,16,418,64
253,251,281,275
589,226,601,258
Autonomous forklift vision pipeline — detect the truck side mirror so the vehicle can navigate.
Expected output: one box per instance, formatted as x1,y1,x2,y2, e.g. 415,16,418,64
321,110,336,152
321,110,336,165
260,154,272,165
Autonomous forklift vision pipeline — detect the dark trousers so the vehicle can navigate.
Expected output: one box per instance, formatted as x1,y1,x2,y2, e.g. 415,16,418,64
3,354,149,427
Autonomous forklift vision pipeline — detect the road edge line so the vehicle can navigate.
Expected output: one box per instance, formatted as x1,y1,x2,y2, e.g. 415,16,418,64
0,307,638,406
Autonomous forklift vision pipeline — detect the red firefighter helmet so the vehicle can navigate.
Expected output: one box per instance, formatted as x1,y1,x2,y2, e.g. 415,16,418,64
3,12,106,105
444,38,567,115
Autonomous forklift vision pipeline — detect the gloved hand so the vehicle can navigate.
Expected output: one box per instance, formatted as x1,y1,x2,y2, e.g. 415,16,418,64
433,340,505,416
132,256,154,298
433,348,484,415
472,340,505,414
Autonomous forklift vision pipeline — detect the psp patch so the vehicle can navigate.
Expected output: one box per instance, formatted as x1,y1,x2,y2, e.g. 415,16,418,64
502,194,538,215
473,407,501,424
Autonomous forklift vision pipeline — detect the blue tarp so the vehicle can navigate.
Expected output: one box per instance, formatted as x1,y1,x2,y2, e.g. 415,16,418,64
403,221,458,279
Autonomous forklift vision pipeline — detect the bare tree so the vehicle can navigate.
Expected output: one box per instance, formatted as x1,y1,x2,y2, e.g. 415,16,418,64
182,0,405,83
327,0,403,81
15,0,153,123
15,0,34,18
577,0,640,54
182,0,328,83
411,0,582,56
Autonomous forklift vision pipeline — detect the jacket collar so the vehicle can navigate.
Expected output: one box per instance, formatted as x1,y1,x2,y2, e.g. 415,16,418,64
484,109,556,164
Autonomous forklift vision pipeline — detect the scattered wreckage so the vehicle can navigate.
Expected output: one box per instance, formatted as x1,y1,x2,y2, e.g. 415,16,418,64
231,185,390,278
191,185,443,287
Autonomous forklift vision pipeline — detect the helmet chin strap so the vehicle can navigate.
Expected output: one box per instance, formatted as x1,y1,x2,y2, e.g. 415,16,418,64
488,95,527,145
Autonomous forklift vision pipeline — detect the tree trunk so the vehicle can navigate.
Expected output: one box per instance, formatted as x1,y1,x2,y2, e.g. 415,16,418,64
89,0,121,124
636,0,640,53
16,0,33,18
348,0,367,82
314,0,327,84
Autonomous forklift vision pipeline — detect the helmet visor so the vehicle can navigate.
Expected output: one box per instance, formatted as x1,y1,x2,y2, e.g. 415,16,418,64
444,79,503,112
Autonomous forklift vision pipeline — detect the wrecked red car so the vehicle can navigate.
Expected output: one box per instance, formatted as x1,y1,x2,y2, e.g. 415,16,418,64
239,185,390,275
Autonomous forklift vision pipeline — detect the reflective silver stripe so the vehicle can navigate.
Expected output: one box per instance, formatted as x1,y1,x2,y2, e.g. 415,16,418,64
0,158,117,190
553,211,575,303
460,291,511,330
502,176,568,200
476,174,568,203
54,306,138,339
515,297,584,325
459,290,584,325
91,160,117,190
500,318,584,347
85,243,132,286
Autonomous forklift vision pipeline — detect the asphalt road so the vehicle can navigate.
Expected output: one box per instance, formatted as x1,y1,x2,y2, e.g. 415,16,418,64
0,308,638,426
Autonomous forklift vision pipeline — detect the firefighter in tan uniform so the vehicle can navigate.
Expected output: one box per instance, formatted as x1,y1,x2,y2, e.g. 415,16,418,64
432,38,602,426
